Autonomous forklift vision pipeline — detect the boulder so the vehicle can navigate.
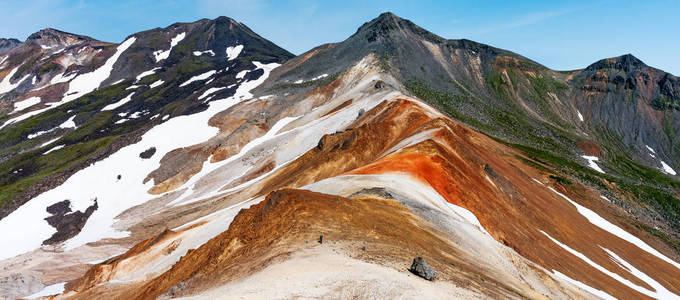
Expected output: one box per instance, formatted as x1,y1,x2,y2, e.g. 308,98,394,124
139,147,157,159
409,257,436,280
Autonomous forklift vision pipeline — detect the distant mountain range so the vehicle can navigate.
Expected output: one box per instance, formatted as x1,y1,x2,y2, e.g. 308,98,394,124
0,12,678,299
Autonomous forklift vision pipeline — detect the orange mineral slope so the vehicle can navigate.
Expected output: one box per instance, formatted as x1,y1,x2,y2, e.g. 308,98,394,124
340,100,680,299
59,94,680,299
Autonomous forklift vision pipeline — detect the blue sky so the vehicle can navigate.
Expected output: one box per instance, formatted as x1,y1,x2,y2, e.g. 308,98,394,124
1,0,678,75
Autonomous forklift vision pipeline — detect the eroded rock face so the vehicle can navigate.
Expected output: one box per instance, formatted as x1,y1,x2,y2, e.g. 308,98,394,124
409,257,436,280
42,199,98,245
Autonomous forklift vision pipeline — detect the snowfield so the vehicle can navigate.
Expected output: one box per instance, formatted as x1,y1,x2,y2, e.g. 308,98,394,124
0,61,280,260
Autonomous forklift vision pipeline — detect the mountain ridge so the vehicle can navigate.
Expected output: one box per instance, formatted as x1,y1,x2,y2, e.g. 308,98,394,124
0,12,679,300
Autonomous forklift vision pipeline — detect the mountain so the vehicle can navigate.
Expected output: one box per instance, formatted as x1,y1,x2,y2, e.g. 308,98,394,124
0,17,292,220
263,12,680,239
0,38,21,55
0,12,679,299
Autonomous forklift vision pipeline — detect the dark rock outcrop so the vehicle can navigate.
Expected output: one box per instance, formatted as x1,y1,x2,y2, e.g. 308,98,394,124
46,200,71,215
42,199,98,245
139,147,157,159
409,257,436,280
348,187,394,199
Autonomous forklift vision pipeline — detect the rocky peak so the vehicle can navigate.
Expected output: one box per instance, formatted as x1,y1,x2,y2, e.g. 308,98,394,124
0,38,21,54
26,28,96,48
585,53,647,72
354,12,444,44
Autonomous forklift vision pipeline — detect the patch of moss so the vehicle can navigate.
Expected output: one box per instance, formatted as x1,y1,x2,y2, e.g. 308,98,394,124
0,136,116,209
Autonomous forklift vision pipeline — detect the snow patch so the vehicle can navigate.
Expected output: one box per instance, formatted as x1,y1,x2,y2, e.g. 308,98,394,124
50,72,77,85
149,80,164,89
193,50,215,56
236,69,249,79
660,161,676,176
552,270,615,300
153,32,185,62
25,282,66,299
44,145,64,154
135,67,161,82
26,115,76,137
102,92,135,111
41,137,60,147
581,155,605,173
226,45,243,61
28,129,53,139
312,73,328,81
59,115,77,129
179,70,216,87
198,87,226,100
0,66,29,95
291,74,329,85
12,96,41,112
645,145,656,154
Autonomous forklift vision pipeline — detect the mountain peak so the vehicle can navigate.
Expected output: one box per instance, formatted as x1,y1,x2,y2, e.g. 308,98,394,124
214,15,238,23
0,38,21,54
354,12,444,44
26,28,96,48
374,11,399,23
585,53,647,72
